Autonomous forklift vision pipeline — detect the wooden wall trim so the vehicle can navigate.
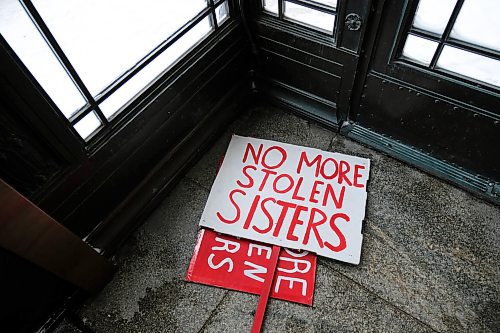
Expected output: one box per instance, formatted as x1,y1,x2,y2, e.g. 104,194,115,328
0,179,114,293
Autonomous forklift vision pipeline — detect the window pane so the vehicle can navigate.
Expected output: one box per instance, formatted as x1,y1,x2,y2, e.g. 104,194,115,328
99,18,213,119
450,0,500,52
31,0,208,96
401,34,439,66
412,0,457,36
215,1,230,25
74,112,101,140
0,0,86,118
284,2,335,33
262,0,278,15
437,46,500,87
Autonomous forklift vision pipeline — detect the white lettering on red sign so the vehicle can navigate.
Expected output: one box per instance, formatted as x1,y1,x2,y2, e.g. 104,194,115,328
186,229,317,305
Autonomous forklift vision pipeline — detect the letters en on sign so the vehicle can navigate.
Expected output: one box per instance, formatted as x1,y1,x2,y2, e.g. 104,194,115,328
199,135,370,264
186,229,316,305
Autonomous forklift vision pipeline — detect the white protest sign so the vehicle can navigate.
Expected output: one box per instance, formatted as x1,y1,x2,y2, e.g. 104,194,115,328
199,135,370,264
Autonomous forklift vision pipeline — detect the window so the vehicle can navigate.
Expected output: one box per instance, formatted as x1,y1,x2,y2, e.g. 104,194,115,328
399,0,500,89
262,0,337,35
0,0,231,141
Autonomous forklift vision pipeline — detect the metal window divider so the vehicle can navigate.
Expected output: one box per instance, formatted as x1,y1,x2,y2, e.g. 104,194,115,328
21,0,219,131
429,0,464,69
92,7,213,106
410,28,500,62
20,0,108,129
208,0,219,31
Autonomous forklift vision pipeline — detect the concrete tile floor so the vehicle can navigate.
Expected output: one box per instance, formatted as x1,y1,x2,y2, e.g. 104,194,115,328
77,107,500,332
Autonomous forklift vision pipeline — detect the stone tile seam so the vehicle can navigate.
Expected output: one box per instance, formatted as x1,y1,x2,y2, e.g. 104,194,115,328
326,134,337,152
197,290,231,333
184,176,212,193
317,258,440,333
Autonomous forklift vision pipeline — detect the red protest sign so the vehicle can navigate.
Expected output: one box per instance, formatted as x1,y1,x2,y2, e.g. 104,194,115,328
186,228,316,306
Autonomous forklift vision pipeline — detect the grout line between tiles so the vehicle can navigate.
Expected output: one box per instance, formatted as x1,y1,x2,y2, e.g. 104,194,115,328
197,290,231,333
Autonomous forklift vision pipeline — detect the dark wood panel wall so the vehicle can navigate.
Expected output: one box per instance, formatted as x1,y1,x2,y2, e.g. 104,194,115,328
251,16,349,127
0,99,63,197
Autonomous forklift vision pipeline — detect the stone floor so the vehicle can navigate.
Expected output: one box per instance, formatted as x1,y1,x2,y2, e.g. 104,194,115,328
72,107,499,332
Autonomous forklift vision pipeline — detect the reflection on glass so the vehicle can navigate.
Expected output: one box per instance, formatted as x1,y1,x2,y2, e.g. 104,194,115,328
216,1,230,25
99,18,213,119
412,0,456,35
450,0,500,52
437,46,500,87
74,111,101,140
0,0,86,118
262,0,278,15
31,0,208,96
401,34,439,66
284,1,335,33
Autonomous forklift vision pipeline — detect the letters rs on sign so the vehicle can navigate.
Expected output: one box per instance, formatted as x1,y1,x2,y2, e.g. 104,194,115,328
186,229,317,305
199,136,370,264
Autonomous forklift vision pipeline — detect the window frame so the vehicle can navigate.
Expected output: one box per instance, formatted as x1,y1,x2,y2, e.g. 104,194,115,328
393,0,500,93
10,0,233,145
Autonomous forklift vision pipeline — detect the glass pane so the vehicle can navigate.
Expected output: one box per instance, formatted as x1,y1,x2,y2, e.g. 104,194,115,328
74,111,101,140
31,0,208,96
262,0,278,15
437,46,500,87
0,0,86,118
215,1,230,25
450,0,500,52
401,34,439,66
313,0,337,9
100,18,213,119
412,0,457,35
284,2,335,33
